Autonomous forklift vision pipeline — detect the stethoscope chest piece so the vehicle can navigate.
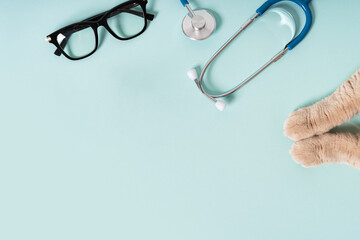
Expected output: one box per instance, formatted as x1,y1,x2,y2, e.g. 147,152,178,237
182,10,216,40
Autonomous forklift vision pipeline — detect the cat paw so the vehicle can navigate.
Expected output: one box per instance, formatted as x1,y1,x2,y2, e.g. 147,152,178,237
284,108,315,141
290,138,323,168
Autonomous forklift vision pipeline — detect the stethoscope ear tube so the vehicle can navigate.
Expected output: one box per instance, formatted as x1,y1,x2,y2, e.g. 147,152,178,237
188,69,227,111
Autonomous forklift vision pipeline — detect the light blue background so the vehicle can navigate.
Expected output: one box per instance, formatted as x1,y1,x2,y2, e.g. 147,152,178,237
1,0,360,239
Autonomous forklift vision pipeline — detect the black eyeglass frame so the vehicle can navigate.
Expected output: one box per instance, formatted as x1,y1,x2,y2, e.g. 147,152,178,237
46,0,154,60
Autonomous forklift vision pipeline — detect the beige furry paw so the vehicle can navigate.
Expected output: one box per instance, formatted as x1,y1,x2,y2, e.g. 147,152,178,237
284,108,315,141
285,69,360,142
290,137,323,168
290,133,360,169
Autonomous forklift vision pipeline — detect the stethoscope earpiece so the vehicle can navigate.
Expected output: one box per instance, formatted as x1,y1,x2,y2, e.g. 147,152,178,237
187,69,198,81
215,100,226,111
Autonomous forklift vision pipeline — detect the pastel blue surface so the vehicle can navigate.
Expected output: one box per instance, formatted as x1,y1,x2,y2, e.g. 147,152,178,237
1,0,360,239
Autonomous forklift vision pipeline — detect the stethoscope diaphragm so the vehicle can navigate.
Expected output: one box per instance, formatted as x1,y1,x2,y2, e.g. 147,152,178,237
182,9,216,41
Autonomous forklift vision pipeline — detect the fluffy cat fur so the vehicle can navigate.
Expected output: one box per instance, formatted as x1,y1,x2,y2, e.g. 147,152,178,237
284,69,360,169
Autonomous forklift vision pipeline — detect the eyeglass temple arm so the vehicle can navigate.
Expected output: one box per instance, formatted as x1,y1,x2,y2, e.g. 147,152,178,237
54,38,69,56
54,9,155,56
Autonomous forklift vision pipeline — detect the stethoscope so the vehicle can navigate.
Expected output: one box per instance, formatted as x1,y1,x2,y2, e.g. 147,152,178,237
181,0,313,111
180,0,216,40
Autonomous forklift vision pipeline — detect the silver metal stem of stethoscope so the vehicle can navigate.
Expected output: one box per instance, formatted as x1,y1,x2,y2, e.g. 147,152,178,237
196,13,289,103
185,4,195,17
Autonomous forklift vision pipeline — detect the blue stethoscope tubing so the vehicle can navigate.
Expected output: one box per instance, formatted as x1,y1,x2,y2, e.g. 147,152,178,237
257,0,312,50
188,0,313,111
180,0,190,6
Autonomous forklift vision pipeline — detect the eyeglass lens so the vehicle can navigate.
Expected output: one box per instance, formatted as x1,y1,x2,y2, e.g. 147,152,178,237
56,25,96,59
107,4,145,39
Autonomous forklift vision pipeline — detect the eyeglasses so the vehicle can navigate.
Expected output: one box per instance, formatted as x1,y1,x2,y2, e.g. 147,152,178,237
46,0,154,60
